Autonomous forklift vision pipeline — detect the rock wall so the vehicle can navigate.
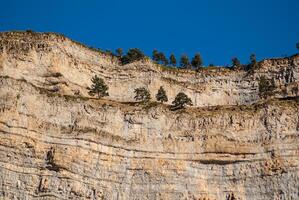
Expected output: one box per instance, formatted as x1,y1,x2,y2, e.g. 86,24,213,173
1,32,298,107
0,32,299,200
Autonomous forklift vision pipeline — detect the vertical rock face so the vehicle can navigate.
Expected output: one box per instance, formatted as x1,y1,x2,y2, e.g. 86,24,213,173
0,32,299,200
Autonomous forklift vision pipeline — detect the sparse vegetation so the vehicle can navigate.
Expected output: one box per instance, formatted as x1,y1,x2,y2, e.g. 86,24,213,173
121,48,145,64
158,52,168,65
231,57,241,69
152,49,159,61
152,50,168,65
45,147,60,172
25,29,34,33
180,54,190,69
191,53,203,70
134,87,151,102
171,92,192,110
88,75,109,98
258,75,275,98
249,54,259,70
156,86,168,103
116,48,123,58
169,54,177,66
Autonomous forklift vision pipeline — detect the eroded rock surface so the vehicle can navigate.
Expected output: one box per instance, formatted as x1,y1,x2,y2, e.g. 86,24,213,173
0,32,299,200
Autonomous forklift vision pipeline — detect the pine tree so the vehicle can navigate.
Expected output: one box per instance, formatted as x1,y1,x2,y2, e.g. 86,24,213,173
156,86,168,103
249,54,258,69
134,87,151,102
180,55,190,68
171,92,192,110
191,53,203,70
231,57,241,69
152,49,159,61
121,48,145,64
169,54,177,66
88,75,109,98
158,52,168,65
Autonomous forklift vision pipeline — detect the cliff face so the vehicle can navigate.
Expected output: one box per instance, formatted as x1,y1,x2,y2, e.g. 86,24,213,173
1,32,298,107
0,32,299,200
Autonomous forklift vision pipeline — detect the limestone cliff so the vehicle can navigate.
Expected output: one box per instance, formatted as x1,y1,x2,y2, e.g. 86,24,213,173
0,31,298,200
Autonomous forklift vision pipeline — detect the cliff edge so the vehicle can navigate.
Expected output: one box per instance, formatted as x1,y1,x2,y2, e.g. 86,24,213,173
0,31,299,200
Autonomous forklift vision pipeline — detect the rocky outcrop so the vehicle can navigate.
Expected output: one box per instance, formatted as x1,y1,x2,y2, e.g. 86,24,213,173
1,32,298,107
0,31,299,200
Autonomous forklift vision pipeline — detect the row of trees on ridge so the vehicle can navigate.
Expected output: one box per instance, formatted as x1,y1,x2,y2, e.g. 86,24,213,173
108,47,262,71
152,50,203,70
113,47,203,69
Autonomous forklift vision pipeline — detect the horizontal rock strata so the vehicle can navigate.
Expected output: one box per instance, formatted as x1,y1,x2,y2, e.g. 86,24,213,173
0,32,299,200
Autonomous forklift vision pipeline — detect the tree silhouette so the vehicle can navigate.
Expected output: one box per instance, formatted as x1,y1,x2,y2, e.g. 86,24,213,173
121,48,145,64
152,49,159,61
180,55,190,69
249,54,258,69
158,52,168,65
191,53,203,70
231,57,241,69
169,54,177,66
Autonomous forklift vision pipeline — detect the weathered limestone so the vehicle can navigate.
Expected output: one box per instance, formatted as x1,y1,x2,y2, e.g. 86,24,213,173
1,32,298,107
0,32,298,200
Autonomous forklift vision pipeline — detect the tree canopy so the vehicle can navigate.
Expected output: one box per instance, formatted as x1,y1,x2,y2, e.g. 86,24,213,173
249,54,258,69
156,86,168,103
152,49,159,61
169,54,177,66
88,75,109,98
121,48,145,64
171,92,192,110
152,50,168,65
191,53,203,70
180,55,190,68
231,57,241,69
134,87,151,102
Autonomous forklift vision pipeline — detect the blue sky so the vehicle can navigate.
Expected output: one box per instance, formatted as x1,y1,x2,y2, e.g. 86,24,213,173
1,0,298,66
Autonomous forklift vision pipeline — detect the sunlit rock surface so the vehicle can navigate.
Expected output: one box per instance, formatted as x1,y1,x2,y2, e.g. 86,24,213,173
0,32,298,200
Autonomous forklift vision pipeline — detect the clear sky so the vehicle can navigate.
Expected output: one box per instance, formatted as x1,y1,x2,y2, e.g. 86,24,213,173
1,0,298,66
